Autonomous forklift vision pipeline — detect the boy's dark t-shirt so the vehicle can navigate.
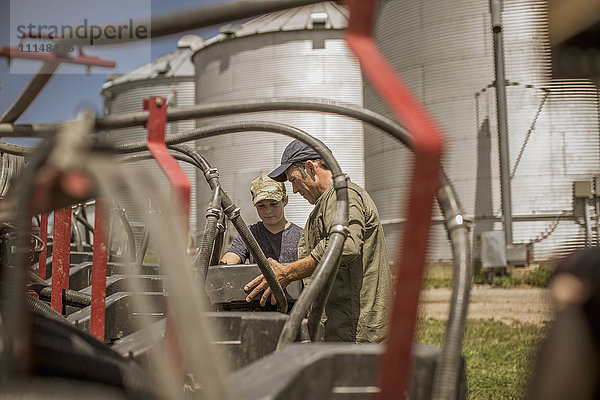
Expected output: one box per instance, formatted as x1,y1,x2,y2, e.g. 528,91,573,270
226,221,303,264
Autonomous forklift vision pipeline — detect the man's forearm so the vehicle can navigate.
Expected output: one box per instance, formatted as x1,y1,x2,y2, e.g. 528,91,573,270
284,255,318,284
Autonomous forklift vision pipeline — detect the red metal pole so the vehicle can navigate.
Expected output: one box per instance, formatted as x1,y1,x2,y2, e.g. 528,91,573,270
144,96,191,384
144,96,191,229
90,200,108,341
343,1,444,398
38,213,48,279
51,207,71,313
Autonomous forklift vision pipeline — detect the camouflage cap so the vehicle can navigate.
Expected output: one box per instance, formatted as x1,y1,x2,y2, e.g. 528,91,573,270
250,172,286,205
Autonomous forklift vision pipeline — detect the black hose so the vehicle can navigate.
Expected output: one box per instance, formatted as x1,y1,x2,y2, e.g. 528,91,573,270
24,294,68,326
210,213,227,266
38,287,92,308
109,121,348,335
28,302,159,399
27,271,92,308
168,144,290,313
195,186,222,285
162,123,348,345
431,172,472,400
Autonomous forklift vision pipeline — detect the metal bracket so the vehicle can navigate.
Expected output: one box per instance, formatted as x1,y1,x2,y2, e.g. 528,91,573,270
328,224,350,238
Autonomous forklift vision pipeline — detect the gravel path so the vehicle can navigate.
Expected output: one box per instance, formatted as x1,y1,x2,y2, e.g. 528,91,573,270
420,286,553,325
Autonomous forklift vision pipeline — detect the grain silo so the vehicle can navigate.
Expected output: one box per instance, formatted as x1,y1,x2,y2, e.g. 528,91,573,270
192,2,364,242
365,0,600,264
101,35,200,246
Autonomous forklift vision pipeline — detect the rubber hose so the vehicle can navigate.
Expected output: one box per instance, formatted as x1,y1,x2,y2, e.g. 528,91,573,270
113,123,348,337
210,214,226,266
27,304,158,398
169,144,289,313
431,172,472,400
195,186,221,286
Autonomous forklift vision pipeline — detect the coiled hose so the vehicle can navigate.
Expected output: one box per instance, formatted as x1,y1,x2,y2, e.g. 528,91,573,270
169,144,289,313
109,123,350,321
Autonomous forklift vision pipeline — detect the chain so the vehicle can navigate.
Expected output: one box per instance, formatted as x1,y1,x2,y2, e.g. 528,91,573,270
510,89,550,179
522,210,567,246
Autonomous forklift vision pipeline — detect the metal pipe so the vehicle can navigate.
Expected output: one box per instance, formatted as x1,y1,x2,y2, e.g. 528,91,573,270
490,0,513,245
57,0,339,47
2,98,417,145
0,62,60,123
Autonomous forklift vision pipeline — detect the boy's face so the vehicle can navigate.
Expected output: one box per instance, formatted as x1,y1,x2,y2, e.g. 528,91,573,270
255,197,287,225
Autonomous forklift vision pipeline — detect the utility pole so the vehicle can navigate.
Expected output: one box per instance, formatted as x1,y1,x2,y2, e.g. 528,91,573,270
490,0,513,245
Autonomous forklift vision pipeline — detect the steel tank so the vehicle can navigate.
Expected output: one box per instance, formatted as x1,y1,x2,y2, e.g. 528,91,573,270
192,2,364,243
366,0,600,263
101,36,200,247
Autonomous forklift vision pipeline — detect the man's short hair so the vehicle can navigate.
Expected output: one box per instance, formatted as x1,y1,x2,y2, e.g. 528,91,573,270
290,159,330,174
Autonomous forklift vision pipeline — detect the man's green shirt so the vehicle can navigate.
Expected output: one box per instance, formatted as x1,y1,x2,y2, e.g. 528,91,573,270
298,181,393,342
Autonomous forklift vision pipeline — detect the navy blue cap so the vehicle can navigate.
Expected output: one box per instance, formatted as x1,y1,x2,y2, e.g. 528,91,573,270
268,140,320,182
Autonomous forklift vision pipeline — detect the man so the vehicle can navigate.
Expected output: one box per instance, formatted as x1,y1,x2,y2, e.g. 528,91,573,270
220,172,302,265
244,140,394,342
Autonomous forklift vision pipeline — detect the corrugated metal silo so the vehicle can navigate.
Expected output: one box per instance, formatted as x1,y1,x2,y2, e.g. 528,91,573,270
366,0,600,264
192,2,364,242
102,36,200,245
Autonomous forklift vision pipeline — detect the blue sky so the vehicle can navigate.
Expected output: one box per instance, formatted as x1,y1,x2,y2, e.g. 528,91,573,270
0,0,229,141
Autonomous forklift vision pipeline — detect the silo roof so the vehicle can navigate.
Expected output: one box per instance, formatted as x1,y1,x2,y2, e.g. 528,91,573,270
102,46,195,90
196,1,348,52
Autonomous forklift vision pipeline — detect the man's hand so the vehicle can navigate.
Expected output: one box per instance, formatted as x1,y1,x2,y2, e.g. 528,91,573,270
244,258,289,307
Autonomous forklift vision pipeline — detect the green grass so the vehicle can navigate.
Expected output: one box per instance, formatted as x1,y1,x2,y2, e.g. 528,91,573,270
424,266,552,289
416,318,547,400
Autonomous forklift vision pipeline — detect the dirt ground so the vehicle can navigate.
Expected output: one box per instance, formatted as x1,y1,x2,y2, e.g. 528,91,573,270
419,286,553,325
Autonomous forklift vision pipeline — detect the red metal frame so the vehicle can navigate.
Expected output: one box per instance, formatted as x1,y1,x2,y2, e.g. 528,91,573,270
38,213,48,279
144,96,190,384
344,1,444,398
144,97,191,229
51,207,71,313
90,200,108,341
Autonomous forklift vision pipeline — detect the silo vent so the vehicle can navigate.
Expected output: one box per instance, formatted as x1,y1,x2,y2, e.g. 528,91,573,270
311,12,328,28
177,34,204,50
220,22,242,36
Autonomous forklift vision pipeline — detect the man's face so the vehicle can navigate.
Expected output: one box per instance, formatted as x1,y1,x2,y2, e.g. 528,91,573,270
285,165,321,204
